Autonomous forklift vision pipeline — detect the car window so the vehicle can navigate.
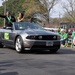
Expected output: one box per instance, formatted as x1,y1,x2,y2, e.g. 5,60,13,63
15,22,44,30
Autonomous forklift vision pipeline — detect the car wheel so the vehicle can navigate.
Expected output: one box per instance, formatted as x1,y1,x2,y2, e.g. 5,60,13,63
49,48,59,53
15,36,24,53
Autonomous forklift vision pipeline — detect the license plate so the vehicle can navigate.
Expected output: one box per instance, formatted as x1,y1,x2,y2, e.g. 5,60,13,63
46,41,53,46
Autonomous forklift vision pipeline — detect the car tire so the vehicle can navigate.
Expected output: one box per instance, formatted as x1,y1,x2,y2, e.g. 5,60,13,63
15,36,24,53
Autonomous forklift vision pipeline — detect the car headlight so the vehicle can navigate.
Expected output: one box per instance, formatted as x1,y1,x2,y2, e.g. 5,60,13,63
26,35,36,39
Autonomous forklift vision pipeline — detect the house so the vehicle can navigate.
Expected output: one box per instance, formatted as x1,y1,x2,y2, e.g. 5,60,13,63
60,23,75,30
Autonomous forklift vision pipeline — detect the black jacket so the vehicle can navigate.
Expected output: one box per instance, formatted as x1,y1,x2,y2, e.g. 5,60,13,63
0,15,16,27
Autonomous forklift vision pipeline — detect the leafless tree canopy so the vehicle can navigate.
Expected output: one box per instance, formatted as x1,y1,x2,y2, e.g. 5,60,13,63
62,0,75,22
40,0,59,23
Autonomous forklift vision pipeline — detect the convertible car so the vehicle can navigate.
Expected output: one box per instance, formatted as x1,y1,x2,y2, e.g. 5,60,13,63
0,22,61,53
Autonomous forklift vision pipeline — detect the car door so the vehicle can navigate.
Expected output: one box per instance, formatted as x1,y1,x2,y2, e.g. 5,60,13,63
1,28,16,46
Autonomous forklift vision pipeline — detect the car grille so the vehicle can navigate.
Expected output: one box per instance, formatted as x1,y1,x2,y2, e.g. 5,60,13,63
38,35,57,40
26,35,57,40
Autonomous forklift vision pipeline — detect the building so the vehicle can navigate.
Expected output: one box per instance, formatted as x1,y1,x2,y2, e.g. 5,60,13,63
60,23,75,29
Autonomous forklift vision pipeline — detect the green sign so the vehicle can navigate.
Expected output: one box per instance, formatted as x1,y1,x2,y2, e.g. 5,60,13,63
4,33,9,40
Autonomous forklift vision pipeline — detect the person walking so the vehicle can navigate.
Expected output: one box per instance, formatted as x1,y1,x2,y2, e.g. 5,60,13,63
0,11,16,27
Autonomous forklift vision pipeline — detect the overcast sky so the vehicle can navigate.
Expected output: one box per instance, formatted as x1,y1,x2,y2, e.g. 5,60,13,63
50,2,64,18
0,0,65,18
0,0,2,6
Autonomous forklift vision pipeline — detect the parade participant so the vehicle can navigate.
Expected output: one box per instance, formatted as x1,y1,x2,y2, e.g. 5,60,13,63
0,11,16,27
17,12,24,22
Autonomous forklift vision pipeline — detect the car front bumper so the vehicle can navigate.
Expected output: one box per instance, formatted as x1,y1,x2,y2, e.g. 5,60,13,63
23,40,61,50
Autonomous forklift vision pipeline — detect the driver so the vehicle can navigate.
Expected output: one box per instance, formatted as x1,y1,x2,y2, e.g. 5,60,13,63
0,11,16,27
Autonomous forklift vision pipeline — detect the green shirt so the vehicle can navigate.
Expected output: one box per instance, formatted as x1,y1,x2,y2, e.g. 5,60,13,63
58,32,63,39
63,33,68,39
58,32,61,35
72,31,75,39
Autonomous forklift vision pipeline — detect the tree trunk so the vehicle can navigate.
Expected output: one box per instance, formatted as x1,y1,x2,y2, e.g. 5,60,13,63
47,10,50,24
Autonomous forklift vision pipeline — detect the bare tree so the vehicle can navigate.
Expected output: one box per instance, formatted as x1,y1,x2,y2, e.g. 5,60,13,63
62,0,75,22
40,0,59,23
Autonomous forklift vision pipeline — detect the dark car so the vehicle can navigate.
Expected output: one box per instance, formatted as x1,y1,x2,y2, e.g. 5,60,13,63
0,22,61,53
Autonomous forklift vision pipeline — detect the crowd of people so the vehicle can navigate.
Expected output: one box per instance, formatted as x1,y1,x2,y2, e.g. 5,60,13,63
58,28,75,48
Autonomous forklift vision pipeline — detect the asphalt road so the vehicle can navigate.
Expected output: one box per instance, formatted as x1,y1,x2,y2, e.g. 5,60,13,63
0,47,75,75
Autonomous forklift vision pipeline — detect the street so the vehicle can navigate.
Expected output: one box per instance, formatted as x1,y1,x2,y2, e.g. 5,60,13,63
0,47,75,75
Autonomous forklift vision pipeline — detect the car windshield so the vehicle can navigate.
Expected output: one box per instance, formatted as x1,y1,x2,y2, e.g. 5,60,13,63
14,22,44,30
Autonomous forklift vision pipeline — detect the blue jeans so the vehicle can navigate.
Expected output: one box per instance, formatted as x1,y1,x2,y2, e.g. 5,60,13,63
62,39,68,45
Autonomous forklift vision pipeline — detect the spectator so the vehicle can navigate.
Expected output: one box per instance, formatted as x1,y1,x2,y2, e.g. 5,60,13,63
60,29,64,40
58,29,61,35
0,11,16,27
61,30,68,47
17,12,24,22
59,29,64,40
72,30,75,39
71,30,75,47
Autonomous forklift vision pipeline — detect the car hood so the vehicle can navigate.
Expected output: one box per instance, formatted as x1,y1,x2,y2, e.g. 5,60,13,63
22,29,58,35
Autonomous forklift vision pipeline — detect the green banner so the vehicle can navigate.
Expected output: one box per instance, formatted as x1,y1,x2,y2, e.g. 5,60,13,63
4,33,9,40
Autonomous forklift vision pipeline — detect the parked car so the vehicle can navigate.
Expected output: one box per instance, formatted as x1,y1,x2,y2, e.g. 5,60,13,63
0,22,61,53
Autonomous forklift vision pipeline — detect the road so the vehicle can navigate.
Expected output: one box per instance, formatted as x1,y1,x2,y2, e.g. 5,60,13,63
0,47,75,75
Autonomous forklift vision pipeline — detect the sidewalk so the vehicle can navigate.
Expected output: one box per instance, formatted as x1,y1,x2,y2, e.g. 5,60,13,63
61,44,75,49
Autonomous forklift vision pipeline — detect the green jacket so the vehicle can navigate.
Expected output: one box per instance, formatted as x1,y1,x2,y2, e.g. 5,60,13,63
63,33,68,39
72,31,75,39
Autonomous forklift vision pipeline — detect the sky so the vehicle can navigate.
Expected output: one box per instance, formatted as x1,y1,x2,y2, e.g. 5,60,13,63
50,0,66,18
0,0,2,6
0,0,65,18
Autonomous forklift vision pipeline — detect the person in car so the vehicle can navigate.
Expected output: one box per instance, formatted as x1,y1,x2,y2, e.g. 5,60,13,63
17,12,24,22
0,11,16,27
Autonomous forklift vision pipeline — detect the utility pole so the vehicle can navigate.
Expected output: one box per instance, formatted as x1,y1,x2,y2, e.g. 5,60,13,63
2,0,7,26
59,11,61,28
